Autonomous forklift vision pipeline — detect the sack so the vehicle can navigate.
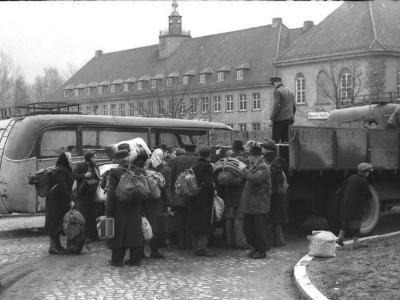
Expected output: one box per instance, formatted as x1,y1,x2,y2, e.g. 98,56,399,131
116,171,150,202
96,216,114,240
142,216,153,241
212,193,225,222
146,170,166,200
63,209,86,254
217,170,242,186
28,168,58,197
79,178,99,196
105,137,151,161
175,169,201,197
307,230,337,258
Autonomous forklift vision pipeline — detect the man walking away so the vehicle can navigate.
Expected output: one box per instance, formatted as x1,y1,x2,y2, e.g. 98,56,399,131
336,162,373,249
269,76,296,143
240,143,272,259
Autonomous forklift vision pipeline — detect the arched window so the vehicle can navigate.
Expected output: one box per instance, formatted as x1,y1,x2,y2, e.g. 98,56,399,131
340,70,353,101
316,70,331,104
396,71,400,100
295,73,306,104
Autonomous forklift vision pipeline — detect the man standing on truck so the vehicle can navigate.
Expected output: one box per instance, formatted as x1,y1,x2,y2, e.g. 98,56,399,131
269,76,296,143
336,162,373,249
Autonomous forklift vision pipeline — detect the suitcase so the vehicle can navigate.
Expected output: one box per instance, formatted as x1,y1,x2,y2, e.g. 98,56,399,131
97,217,115,240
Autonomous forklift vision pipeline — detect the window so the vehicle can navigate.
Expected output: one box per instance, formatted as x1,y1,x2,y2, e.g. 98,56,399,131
179,99,186,114
123,83,129,92
295,73,306,104
86,88,91,96
236,70,243,80
201,97,209,113
40,129,77,157
93,105,99,115
85,106,91,114
63,90,68,98
239,94,247,111
189,98,197,114
111,85,116,93
151,80,157,89
166,78,173,87
157,100,165,116
213,96,221,112
396,71,400,100
129,103,135,116
148,102,154,116
217,72,224,82
98,86,103,95
238,123,247,131
225,95,234,112
200,74,206,84
119,103,126,116
252,93,261,110
110,104,116,116
252,123,261,131
137,81,142,91
74,89,79,97
340,71,353,101
102,105,107,115
182,76,189,86
138,102,144,116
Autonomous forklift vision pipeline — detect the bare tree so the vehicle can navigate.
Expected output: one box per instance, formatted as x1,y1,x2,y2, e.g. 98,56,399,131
13,75,30,106
0,52,16,107
31,67,65,102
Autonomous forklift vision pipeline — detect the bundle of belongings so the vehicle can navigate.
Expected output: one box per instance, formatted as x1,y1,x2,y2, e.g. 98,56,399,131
213,157,247,186
307,230,337,258
105,137,151,162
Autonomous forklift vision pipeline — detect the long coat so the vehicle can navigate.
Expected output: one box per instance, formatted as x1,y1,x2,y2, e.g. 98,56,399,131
105,162,144,249
269,158,288,224
187,158,215,234
144,161,172,232
45,166,73,236
340,174,372,221
270,83,296,122
168,153,198,207
240,157,272,215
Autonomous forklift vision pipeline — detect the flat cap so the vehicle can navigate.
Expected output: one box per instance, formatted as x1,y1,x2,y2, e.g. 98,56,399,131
357,162,373,173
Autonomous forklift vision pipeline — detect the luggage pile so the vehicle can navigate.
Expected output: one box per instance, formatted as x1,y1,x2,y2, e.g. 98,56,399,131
105,137,151,162
213,157,246,186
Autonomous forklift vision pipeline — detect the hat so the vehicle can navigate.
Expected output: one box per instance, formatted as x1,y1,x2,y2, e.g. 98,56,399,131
117,143,130,152
357,162,373,173
198,146,212,158
261,139,277,152
270,76,282,84
113,150,129,160
248,144,262,156
232,140,244,151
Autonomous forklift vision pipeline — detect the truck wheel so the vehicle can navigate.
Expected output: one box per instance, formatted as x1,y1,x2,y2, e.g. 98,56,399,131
360,186,380,235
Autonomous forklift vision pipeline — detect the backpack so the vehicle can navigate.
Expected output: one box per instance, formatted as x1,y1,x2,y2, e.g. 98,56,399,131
63,209,86,254
214,158,245,186
211,193,225,222
116,170,150,202
145,170,166,200
174,168,201,198
28,168,57,197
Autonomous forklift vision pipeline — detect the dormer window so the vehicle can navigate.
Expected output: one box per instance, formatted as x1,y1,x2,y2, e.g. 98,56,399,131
111,85,116,93
64,90,68,98
137,81,142,91
86,87,91,96
182,76,189,86
151,80,157,89
98,86,103,95
236,70,244,80
74,89,79,97
217,72,224,82
200,74,206,84
123,83,129,92
166,78,173,87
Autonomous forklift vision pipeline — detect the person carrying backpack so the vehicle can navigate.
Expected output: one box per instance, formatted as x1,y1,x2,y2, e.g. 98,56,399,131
105,150,146,267
45,151,74,255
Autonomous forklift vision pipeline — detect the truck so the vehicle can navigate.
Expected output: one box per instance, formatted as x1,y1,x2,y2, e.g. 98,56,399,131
285,97,400,235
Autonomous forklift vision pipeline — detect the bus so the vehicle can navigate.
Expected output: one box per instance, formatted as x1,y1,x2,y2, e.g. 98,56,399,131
0,111,232,214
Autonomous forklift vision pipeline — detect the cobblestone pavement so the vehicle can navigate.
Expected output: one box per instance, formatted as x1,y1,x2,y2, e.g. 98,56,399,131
0,216,309,300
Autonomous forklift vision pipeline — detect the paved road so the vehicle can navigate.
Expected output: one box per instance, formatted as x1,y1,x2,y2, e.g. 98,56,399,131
0,208,399,300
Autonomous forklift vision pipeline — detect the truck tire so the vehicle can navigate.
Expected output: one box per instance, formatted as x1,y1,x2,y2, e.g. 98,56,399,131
360,186,380,235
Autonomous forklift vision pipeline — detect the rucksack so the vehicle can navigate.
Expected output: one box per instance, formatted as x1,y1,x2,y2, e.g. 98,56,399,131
116,170,150,202
63,209,86,254
28,168,58,197
145,170,166,200
174,168,201,198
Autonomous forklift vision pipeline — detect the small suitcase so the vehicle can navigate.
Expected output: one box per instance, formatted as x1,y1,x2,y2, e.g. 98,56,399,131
97,217,115,240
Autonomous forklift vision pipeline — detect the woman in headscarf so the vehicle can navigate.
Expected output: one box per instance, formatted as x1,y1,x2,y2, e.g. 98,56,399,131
45,151,73,254
73,151,101,241
144,148,172,258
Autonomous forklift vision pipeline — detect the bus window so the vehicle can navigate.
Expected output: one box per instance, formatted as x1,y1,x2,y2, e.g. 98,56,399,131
40,129,77,157
85,128,148,149
159,132,180,147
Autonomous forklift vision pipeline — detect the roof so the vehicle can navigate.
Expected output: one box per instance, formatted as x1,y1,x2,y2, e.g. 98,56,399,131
53,24,303,101
276,1,400,63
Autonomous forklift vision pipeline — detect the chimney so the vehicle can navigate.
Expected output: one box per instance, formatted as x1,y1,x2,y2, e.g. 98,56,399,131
303,21,314,32
95,50,103,58
272,17,282,29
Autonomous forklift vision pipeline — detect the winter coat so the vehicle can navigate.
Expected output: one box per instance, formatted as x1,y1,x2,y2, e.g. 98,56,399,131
340,174,372,221
269,158,288,224
73,161,100,202
240,157,272,214
270,83,296,122
105,161,144,249
45,165,73,236
168,153,198,207
187,158,215,233
144,161,172,232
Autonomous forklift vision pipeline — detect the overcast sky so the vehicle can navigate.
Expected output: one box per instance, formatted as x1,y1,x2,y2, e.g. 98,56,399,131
0,1,342,83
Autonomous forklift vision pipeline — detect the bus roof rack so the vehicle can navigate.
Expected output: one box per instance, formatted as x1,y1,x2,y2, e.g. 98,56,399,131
337,92,400,108
0,102,81,119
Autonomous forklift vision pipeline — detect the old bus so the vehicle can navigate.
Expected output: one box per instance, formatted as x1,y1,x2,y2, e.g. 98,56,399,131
0,112,232,214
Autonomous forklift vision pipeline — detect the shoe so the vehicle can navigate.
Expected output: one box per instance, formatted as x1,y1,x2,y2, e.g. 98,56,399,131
195,250,216,257
336,238,344,247
49,247,67,255
252,252,267,259
126,260,141,267
246,249,256,258
150,251,165,259
108,260,124,267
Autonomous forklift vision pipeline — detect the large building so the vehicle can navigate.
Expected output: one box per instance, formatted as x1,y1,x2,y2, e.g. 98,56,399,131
53,0,400,137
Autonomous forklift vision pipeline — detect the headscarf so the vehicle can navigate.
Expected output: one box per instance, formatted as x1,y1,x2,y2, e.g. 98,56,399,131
56,152,72,173
151,148,164,168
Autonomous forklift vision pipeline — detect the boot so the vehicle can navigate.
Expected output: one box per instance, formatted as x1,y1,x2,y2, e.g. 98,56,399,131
54,234,67,252
49,235,66,255
273,225,286,247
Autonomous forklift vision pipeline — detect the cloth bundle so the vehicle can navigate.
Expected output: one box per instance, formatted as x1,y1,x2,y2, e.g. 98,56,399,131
213,158,246,186
307,230,337,258
105,137,151,162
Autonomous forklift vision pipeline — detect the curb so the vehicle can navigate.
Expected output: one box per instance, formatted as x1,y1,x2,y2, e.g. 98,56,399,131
294,230,400,300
